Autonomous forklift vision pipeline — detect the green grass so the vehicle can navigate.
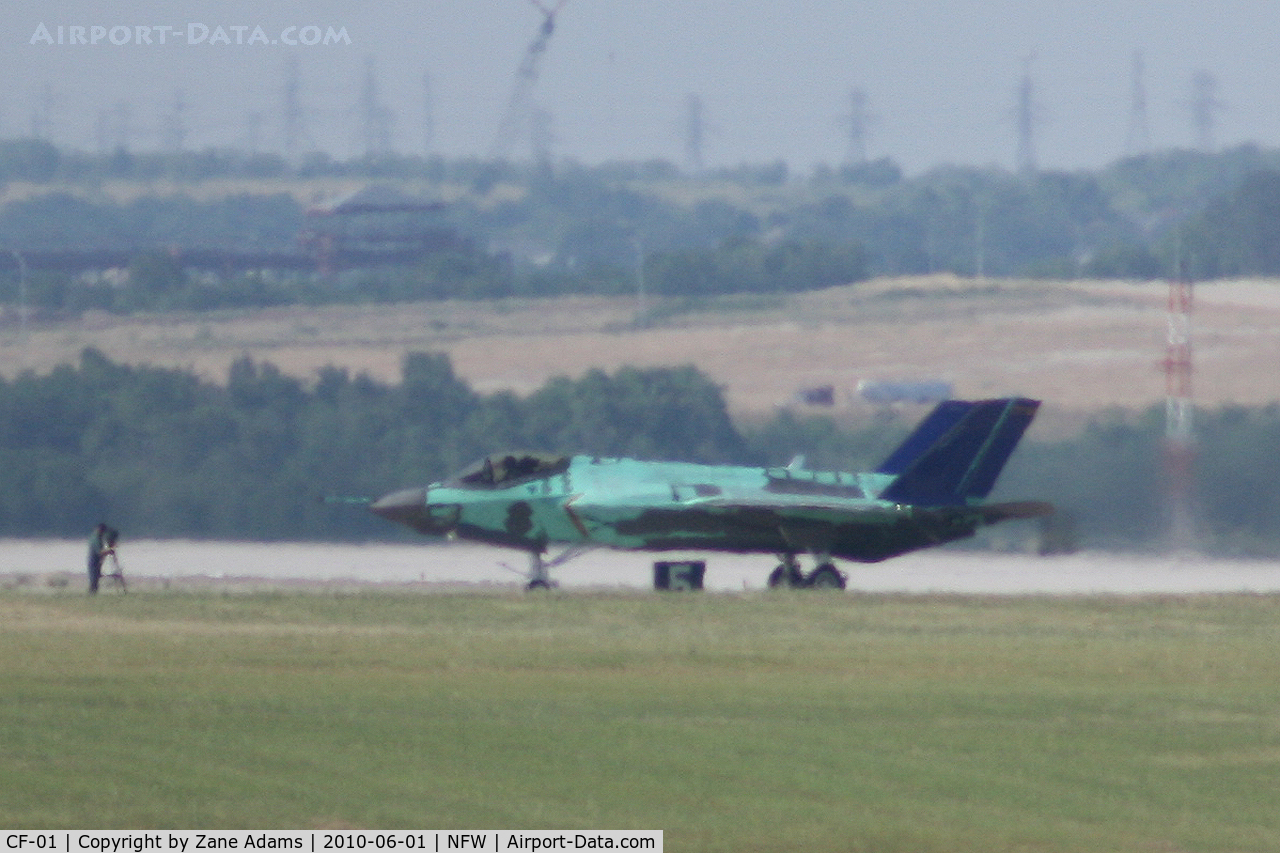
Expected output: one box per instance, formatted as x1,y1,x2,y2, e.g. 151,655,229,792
4,589,1280,851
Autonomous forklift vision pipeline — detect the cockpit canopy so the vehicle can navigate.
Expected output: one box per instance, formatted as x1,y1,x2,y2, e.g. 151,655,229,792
451,452,571,488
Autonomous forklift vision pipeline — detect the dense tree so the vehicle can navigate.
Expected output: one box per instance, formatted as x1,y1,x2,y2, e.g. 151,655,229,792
0,192,300,251
1176,169,1280,278
644,237,868,295
0,138,60,182
0,350,748,540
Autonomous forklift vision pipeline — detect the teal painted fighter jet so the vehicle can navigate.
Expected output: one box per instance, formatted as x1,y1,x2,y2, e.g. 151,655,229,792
371,397,1050,589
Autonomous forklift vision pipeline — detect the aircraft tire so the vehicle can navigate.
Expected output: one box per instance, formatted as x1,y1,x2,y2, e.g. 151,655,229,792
807,564,846,590
526,579,551,591
767,564,805,589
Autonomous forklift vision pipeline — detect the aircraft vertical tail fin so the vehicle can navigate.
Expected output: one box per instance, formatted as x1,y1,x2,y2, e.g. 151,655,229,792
875,400,977,476
876,398,1039,506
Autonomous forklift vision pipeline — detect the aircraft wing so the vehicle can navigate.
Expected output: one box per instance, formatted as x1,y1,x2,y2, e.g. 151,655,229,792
568,489,1053,562
704,495,1052,561
697,494,1052,524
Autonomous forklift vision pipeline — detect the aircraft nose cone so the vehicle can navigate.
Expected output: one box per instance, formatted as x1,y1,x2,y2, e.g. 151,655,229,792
370,487,461,536
370,487,428,527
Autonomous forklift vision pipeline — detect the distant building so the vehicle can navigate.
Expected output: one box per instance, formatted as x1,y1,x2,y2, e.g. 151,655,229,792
298,184,469,273
7,184,472,278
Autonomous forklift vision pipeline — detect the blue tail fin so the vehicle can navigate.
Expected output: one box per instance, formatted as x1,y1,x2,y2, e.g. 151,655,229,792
875,400,978,476
877,398,1039,506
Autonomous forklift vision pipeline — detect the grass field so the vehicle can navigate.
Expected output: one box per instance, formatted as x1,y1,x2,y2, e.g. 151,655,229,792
4,588,1280,851
10,277,1280,422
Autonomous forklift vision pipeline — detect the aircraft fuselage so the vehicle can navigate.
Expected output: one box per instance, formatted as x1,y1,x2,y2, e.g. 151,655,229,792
370,398,1049,586
372,453,1014,563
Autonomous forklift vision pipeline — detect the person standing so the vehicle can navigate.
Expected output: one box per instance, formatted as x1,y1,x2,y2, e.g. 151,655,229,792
87,522,113,595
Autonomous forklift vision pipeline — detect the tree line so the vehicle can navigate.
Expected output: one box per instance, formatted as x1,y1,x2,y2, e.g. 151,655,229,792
0,349,747,540
3,348,1280,555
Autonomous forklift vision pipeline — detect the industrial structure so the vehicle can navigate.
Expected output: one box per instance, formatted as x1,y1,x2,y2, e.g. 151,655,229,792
490,0,568,161
297,185,463,274
3,185,467,278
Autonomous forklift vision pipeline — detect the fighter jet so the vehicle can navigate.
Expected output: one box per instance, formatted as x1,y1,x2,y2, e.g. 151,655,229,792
370,397,1050,589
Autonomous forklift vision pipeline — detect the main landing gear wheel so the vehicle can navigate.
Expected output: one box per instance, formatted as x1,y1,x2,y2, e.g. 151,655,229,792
767,562,806,589
807,563,847,590
767,558,846,590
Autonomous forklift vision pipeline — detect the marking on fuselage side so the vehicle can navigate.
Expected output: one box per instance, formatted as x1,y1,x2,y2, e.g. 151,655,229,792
505,501,534,537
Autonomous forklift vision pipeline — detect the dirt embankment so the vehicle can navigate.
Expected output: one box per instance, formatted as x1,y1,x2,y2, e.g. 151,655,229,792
3,275,1278,431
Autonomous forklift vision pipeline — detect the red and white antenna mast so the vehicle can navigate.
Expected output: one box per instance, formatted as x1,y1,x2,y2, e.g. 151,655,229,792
1162,275,1195,549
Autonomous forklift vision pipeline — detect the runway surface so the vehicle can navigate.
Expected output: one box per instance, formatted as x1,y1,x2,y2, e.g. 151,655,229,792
5,539,1280,594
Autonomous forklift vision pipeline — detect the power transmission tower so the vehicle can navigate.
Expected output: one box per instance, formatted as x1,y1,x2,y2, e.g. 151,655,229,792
359,56,394,157
1124,51,1150,156
95,104,135,153
490,0,568,160
104,102,132,151
94,110,111,154
1014,56,1037,173
94,112,105,153
843,88,870,165
243,111,263,155
683,93,705,175
30,83,54,140
1189,70,1223,152
422,69,436,156
162,90,187,153
281,55,314,161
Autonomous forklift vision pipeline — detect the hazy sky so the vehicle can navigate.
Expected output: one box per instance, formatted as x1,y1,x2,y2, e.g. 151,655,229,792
10,1,1280,174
